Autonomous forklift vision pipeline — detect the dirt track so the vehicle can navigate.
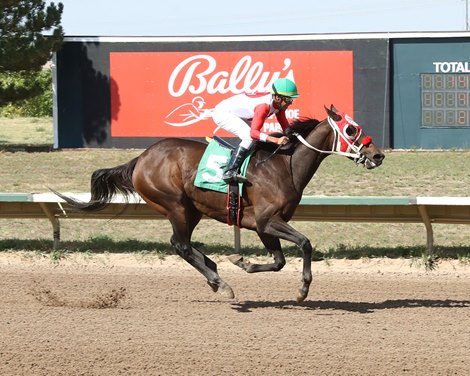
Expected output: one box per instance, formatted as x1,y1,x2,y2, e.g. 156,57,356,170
1,253,470,376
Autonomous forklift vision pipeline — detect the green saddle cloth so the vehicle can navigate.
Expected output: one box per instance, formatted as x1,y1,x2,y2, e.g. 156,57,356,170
194,140,250,193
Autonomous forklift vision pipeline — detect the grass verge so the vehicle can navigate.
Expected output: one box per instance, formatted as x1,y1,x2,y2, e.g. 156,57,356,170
2,237,470,263
0,117,53,150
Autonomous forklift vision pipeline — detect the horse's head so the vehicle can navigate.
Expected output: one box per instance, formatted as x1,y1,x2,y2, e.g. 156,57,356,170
324,105,384,169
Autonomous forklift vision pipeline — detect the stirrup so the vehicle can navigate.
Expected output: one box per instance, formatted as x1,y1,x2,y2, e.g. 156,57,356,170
223,171,247,183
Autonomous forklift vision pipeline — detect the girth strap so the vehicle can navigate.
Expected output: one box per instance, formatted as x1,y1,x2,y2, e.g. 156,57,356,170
227,182,242,227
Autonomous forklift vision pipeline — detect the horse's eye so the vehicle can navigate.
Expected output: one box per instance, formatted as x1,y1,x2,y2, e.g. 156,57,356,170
345,125,357,138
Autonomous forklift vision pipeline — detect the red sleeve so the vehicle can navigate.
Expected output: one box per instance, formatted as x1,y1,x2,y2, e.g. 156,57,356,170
275,110,291,131
249,103,270,140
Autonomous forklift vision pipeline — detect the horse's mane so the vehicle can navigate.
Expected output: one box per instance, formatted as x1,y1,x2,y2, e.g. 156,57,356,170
285,117,321,139
254,117,322,155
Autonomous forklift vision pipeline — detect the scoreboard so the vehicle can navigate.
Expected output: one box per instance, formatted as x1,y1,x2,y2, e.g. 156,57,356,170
421,73,470,127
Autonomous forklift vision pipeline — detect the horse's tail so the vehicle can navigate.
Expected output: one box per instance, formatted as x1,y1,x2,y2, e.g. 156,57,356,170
52,157,139,212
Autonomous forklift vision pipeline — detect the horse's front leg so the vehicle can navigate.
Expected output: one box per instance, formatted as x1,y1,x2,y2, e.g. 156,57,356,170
229,232,286,272
260,219,313,303
295,237,313,302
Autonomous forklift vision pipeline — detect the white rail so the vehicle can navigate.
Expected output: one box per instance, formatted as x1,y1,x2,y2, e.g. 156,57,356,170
1,193,470,252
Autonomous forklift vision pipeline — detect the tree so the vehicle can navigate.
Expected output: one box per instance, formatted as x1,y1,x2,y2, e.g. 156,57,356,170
0,0,64,105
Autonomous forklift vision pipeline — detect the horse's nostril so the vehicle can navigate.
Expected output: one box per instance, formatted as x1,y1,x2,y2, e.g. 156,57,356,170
374,154,384,162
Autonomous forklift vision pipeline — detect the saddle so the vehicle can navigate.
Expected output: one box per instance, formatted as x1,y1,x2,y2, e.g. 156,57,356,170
194,136,249,227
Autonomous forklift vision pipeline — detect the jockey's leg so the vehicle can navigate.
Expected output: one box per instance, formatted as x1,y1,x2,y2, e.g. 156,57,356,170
212,109,253,183
222,144,251,183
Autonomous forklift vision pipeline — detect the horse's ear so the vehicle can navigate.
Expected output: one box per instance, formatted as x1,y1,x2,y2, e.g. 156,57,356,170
324,104,341,121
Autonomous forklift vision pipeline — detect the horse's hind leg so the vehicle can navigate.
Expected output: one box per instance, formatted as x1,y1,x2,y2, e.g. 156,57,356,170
229,233,286,273
169,213,234,299
171,237,234,299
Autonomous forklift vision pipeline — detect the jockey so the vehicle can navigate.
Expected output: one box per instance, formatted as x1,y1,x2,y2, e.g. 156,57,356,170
212,78,300,183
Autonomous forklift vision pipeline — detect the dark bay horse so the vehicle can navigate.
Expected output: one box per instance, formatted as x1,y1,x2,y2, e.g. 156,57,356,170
54,105,384,302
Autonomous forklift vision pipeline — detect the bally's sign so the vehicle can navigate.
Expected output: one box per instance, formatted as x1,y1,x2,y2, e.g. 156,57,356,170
110,51,354,138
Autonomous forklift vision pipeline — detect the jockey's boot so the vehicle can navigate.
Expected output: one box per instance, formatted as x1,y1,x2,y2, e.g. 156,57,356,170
222,145,250,183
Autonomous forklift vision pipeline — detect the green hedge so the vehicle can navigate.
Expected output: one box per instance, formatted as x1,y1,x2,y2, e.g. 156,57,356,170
0,69,53,117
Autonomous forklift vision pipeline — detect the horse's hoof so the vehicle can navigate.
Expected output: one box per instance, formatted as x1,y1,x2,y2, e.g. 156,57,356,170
218,281,235,299
228,254,244,266
207,280,235,299
296,289,308,303
207,280,219,293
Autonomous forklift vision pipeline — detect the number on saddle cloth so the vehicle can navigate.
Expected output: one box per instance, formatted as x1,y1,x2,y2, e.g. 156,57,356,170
194,139,250,194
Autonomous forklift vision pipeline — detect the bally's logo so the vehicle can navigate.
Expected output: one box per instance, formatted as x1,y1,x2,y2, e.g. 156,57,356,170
164,54,296,127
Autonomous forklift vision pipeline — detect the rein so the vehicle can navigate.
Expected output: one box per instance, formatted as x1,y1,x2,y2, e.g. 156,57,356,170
255,143,284,166
293,117,371,164
254,115,372,167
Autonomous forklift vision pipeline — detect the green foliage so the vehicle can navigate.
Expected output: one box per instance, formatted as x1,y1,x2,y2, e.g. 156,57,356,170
0,0,63,104
0,69,53,116
49,248,68,264
0,0,64,71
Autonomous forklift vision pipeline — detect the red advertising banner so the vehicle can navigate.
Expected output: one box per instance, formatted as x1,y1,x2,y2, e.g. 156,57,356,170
110,51,353,137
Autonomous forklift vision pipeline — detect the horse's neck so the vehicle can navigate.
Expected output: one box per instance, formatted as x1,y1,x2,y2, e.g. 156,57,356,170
290,122,333,192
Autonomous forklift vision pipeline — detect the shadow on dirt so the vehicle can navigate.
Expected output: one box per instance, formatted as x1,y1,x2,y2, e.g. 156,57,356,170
231,298,470,314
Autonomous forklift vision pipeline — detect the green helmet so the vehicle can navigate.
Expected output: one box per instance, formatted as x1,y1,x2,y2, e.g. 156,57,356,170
270,78,300,98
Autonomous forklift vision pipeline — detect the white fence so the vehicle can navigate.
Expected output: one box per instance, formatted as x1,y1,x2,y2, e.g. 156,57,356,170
1,193,470,252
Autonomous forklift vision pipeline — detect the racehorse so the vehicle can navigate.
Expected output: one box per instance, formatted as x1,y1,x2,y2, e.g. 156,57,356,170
54,105,384,302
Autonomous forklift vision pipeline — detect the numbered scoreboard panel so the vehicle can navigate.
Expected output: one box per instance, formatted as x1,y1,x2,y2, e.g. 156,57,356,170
421,73,470,128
